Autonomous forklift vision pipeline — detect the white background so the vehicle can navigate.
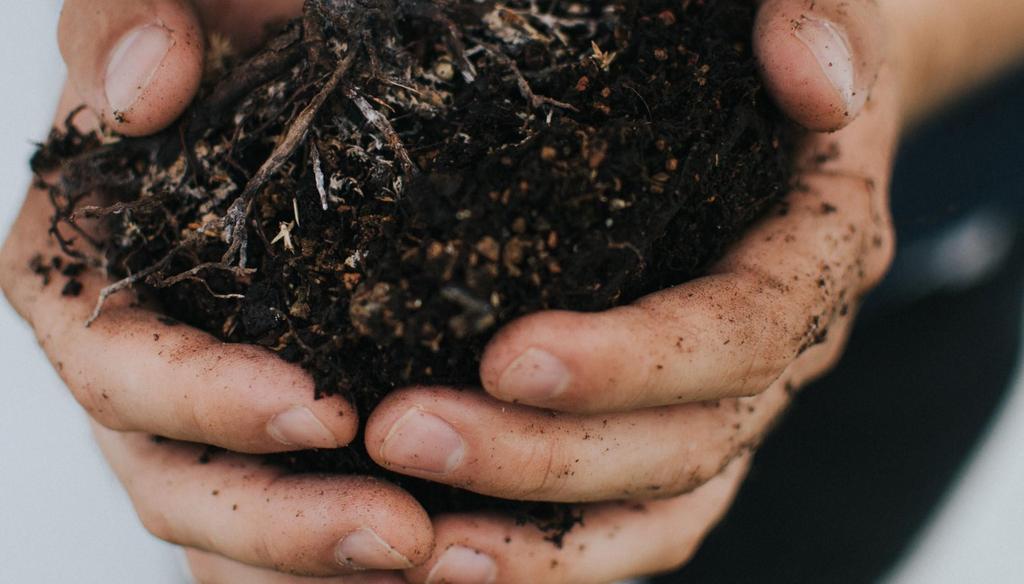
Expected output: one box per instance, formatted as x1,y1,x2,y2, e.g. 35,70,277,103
0,3,1021,583
0,5,183,583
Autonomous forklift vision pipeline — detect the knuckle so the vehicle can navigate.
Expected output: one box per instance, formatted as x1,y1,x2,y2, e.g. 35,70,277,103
176,390,219,446
662,538,701,574
71,384,132,431
864,226,896,289
687,269,796,393
516,438,564,498
642,527,701,576
185,558,219,584
256,530,296,572
804,355,839,383
824,329,851,366
178,363,259,447
735,265,804,331
797,321,852,383
666,463,713,497
666,448,733,497
136,505,177,543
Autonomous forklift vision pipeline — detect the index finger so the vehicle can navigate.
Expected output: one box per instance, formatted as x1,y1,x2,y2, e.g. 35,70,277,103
1,183,358,453
0,88,357,453
94,426,432,575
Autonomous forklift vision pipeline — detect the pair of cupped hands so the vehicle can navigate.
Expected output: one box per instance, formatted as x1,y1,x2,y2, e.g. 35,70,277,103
0,0,901,582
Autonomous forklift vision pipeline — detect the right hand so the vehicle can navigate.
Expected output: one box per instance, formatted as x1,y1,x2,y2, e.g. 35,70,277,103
1,1,432,580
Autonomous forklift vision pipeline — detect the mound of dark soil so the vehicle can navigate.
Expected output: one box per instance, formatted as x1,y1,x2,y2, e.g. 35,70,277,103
35,0,795,536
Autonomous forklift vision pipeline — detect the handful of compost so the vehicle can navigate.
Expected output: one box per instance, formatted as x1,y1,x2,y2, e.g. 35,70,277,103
34,0,794,529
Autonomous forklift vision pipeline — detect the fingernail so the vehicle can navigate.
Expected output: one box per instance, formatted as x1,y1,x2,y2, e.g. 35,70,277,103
426,546,498,584
335,528,413,570
105,24,174,114
267,406,338,448
380,408,465,474
793,17,856,110
497,348,571,402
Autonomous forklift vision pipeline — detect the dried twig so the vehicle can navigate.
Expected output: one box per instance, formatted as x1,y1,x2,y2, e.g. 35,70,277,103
222,46,360,268
73,195,168,220
479,42,579,112
347,89,417,178
310,142,328,210
154,262,254,289
85,251,176,326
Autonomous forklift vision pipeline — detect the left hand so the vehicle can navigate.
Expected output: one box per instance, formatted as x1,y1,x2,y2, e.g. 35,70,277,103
362,1,903,581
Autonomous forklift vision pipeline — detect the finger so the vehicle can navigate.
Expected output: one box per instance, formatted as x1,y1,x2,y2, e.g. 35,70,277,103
192,0,305,52
754,0,884,132
0,163,357,452
185,548,407,584
479,94,900,414
404,457,750,584
365,382,782,503
94,425,433,576
368,312,854,503
58,0,205,136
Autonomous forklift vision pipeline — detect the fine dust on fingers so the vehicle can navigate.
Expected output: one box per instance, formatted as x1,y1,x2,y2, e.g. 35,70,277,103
365,384,784,503
94,425,433,576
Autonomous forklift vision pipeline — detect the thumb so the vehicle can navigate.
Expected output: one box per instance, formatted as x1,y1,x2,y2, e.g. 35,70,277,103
58,0,204,137
755,0,884,132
